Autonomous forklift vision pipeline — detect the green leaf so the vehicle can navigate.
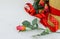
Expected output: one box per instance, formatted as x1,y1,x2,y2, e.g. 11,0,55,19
33,24,38,29
22,21,31,27
33,0,40,10
33,2,38,10
27,25,33,29
45,28,51,33
41,30,49,35
40,28,50,35
27,24,38,30
32,18,38,25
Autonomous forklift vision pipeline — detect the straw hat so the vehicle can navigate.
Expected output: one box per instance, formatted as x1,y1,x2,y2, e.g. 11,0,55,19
49,0,60,10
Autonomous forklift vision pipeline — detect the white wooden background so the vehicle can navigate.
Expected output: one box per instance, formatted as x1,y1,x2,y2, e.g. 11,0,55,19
0,0,60,39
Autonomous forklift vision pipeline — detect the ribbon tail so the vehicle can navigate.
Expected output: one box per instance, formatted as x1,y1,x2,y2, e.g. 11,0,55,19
47,15,59,32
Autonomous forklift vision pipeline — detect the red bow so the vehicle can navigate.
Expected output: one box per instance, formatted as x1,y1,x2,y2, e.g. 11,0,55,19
24,3,59,32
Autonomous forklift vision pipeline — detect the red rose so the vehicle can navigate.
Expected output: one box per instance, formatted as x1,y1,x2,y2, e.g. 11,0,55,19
16,25,26,31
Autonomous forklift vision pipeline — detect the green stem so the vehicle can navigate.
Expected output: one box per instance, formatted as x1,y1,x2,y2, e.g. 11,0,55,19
37,28,45,30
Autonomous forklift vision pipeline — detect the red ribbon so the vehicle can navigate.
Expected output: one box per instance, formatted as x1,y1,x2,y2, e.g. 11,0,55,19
50,6,60,16
24,3,59,32
47,15,59,32
40,15,59,32
24,3,45,18
24,3,36,16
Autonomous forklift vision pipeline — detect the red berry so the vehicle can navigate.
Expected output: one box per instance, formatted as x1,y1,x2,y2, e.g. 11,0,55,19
44,4,49,12
39,0,44,6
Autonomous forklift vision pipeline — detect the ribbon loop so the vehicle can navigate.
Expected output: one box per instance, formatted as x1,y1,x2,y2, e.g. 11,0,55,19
24,3,36,16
